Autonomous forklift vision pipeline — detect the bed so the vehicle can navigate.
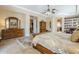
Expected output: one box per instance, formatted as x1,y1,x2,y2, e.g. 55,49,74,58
32,32,79,54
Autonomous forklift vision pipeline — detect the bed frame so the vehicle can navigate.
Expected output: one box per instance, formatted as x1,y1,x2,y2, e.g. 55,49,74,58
33,44,56,54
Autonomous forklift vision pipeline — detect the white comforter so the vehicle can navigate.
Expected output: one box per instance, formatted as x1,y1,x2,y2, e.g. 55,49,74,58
32,32,79,54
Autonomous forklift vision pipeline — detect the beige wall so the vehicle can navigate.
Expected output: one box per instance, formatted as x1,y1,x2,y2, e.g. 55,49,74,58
0,9,25,37
0,6,47,37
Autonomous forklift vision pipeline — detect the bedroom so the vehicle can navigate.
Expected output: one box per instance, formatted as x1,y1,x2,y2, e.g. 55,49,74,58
0,5,79,54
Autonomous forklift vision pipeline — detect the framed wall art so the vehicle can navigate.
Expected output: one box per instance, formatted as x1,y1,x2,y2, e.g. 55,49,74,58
5,17,20,29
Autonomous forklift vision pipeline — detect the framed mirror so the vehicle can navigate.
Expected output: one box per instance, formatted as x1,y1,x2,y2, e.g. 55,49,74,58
5,17,20,29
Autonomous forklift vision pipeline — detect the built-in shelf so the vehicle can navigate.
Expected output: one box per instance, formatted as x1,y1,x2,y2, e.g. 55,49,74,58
64,17,79,33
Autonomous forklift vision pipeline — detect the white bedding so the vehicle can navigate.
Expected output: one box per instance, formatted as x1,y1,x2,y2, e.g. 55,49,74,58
32,32,79,54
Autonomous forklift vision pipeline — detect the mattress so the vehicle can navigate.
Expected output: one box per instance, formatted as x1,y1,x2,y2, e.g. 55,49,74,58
32,32,79,54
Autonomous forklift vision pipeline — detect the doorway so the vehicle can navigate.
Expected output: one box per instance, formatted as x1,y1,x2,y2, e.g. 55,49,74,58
30,16,38,34
57,19,62,32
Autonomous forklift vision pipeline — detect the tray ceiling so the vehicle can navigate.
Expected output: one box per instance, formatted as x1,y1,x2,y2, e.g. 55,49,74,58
19,5,78,16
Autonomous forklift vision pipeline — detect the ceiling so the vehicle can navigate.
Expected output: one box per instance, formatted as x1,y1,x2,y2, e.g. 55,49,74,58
19,5,78,16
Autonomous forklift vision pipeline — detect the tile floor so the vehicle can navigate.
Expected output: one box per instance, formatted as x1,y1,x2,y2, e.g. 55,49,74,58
0,38,41,54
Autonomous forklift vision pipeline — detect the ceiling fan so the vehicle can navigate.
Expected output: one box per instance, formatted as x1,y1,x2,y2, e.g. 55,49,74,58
42,5,57,15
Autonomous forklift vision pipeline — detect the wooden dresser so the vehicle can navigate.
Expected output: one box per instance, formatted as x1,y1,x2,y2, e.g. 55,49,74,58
1,28,24,39
40,21,46,33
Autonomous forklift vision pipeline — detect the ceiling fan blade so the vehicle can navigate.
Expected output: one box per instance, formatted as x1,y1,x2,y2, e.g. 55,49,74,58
52,8,57,14
52,8,56,10
52,11,55,14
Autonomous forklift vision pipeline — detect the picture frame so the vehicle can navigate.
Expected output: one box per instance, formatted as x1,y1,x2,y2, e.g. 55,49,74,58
5,17,20,29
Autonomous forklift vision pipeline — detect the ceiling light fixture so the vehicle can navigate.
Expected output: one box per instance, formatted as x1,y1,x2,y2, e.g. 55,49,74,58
42,5,57,16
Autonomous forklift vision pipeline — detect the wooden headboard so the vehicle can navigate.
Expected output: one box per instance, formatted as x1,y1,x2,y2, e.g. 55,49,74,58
1,28,24,39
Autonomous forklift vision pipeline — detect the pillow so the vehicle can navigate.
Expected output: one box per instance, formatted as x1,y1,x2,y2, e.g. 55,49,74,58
71,31,79,42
